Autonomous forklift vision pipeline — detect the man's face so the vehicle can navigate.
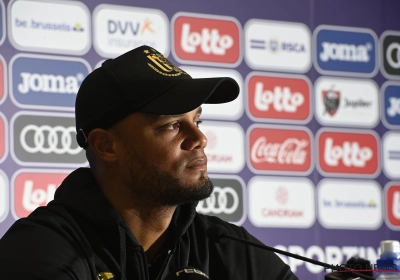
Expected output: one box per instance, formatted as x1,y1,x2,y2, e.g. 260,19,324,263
110,106,213,206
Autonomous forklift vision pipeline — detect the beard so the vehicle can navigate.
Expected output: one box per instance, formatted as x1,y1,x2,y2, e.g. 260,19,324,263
123,146,214,207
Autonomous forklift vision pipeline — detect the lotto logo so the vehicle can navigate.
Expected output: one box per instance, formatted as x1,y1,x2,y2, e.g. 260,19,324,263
246,73,311,123
317,129,379,177
385,184,400,229
12,170,69,218
248,125,313,175
172,13,241,66
314,25,378,76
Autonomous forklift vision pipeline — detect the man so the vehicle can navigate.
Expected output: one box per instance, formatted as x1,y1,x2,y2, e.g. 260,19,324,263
0,46,298,280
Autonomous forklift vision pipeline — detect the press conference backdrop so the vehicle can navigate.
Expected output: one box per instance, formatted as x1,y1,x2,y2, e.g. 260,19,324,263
0,0,399,279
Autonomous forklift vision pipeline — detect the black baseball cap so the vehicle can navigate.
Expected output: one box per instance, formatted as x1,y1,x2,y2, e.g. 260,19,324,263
75,45,239,149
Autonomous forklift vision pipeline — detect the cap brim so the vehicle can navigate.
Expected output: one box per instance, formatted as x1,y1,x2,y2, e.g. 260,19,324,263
138,77,239,115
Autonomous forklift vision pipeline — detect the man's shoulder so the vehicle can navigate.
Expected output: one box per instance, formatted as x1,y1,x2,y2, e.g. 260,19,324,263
192,212,247,238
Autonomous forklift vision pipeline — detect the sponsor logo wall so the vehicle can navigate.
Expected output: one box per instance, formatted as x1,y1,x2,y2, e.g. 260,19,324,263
0,0,399,279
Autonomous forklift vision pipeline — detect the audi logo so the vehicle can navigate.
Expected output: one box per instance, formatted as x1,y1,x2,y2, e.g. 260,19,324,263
197,186,239,214
387,42,400,69
20,125,81,155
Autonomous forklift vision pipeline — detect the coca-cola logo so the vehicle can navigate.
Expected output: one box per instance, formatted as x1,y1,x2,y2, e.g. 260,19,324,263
317,130,379,176
172,13,241,65
248,126,313,174
247,74,311,123
12,170,69,219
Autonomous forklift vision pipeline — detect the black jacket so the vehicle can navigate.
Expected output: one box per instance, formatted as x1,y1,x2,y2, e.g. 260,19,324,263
0,168,298,280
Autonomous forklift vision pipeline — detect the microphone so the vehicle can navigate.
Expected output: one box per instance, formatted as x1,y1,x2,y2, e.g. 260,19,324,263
164,267,210,280
206,225,375,280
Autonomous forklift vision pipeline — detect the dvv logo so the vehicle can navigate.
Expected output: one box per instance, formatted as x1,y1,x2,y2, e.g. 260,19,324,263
317,129,379,177
246,73,311,123
381,31,400,79
12,169,69,219
172,12,241,66
382,82,400,128
197,176,245,225
314,25,378,76
11,112,87,166
10,54,90,110
93,4,169,58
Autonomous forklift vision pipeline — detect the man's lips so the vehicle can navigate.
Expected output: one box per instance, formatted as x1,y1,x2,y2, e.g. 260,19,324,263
187,158,207,169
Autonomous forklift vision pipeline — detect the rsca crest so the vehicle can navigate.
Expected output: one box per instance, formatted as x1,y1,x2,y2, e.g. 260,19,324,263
314,26,378,77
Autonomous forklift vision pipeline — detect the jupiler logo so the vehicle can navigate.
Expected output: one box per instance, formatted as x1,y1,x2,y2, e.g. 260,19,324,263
197,186,239,214
324,138,373,167
323,88,340,116
251,137,308,165
320,42,371,62
181,23,233,55
18,72,83,94
254,82,304,112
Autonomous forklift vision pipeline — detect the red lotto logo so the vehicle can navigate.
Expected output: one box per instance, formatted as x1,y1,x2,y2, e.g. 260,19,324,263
173,13,241,65
386,184,400,228
248,126,312,174
318,130,379,176
13,171,68,218
247,74,311,122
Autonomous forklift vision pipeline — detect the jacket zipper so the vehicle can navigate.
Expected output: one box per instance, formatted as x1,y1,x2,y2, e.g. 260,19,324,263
156,249,174,280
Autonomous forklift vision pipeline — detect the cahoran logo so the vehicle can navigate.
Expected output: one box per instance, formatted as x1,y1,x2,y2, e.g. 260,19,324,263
248,177,315,228
246,73,311,123
8,0,91,55
10,54,90,110
382,82,400,129
93,4,169,58
0,54,6,105
383,132,400,179
384,183,400,230
0,170,9,223
315,77,379,128
11,169,69,219
318,179,382,230
0,112,8,164
247,125,313,175
202,121,244,173
197,175,246,225
317,129,379,177
244,19,311,72
314,25,378,77
180,66,243,120
172,12,242,66
11,112,87,167
381,31,400,79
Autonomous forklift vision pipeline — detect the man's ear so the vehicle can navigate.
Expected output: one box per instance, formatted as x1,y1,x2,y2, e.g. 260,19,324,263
87,128,118,163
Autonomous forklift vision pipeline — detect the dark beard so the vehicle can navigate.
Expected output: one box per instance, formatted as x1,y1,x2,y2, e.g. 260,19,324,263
124,147,214,207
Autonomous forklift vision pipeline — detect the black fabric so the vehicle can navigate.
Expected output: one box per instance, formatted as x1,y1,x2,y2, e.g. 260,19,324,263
0,168,298,280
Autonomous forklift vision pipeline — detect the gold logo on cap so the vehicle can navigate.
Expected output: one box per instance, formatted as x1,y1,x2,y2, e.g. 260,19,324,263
145,49,188,77
97,272,115,280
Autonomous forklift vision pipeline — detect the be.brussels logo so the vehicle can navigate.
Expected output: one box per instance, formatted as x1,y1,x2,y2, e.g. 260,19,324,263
315,77,379,128
10,54,90,110
318,179,382,230
385,183,400,230
382,82,400,129
172,12,242,67
381,31,400,79
201,121,244,173
180,66,244,120
93,4,169,58
383,132,400,179
314,25,378,77
0,0,5,46
8,0,91,55
0,112,8,164
11,169,69,219
197,175,246,225
248,177,315,228
0,54,6,105
0,170,9,223
244,19,311,73
317,129,379,178
11,112,87,167
246,73,311,124
247,125,313,175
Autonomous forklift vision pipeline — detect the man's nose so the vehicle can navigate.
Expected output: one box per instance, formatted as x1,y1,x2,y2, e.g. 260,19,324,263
181,125,208,151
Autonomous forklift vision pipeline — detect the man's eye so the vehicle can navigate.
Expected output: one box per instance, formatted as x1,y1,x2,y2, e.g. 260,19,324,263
195,120,203,127
165,122,180,130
